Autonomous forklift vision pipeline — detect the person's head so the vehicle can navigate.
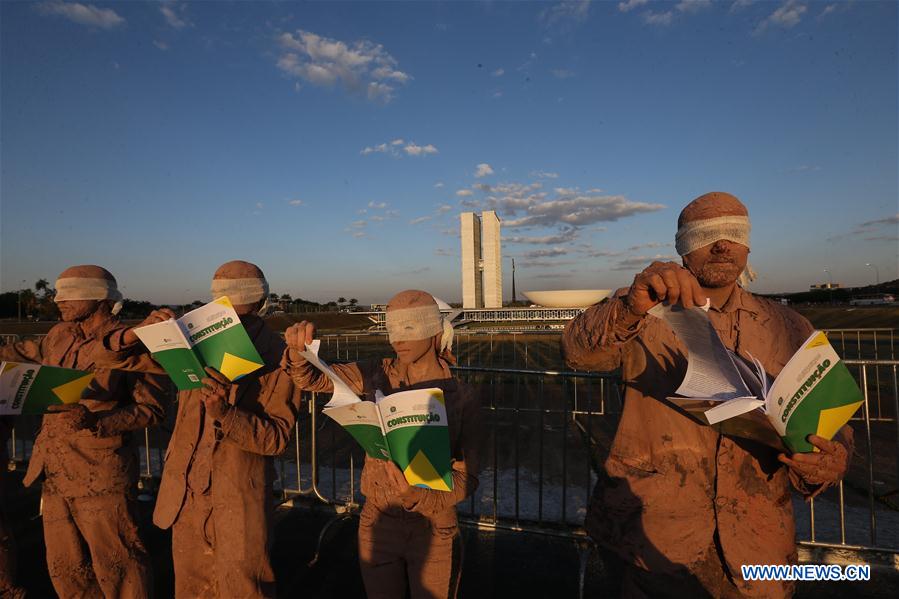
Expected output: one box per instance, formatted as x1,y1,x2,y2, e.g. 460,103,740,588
211,260,269,316
676,192,751,288
54,265,122,322
386,290,452,365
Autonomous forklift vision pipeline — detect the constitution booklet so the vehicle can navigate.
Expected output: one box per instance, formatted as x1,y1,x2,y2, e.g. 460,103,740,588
0,361,94,415
132,297,264,390
300,340,454,492
650,303,864,453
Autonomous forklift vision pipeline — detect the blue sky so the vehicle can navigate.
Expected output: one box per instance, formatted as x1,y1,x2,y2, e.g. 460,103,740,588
1,0,896,305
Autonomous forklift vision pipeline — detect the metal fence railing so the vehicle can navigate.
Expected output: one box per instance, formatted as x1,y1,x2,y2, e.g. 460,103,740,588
3,331,898,561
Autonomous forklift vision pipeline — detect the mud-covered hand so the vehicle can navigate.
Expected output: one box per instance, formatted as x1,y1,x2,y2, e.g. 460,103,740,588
200,367,232,422
778,434,850,486
123,308,178,345
284,321,317,362
381,459,415,499
45,403,97,435
626,261,708,316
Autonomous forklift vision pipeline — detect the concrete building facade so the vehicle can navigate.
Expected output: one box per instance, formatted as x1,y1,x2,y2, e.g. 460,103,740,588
460,210,502,309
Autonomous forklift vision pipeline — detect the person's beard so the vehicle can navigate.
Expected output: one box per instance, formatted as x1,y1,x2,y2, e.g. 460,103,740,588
693,258,743,288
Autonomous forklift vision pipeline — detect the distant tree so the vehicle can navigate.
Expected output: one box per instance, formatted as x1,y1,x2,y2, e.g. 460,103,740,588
337,297,347,305
269,292,279,302
349,298,358,308
34,278,51,298
280,293,292,302
0,292,18,318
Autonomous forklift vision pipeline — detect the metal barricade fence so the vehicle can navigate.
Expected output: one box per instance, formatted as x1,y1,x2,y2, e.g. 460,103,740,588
3,330,898,559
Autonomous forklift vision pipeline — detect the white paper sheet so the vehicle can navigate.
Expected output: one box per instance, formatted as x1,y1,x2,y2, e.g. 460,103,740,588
648,301,752,400
299,340,361,408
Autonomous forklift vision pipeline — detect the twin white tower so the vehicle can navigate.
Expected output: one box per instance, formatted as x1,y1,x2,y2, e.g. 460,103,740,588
460,211,502,309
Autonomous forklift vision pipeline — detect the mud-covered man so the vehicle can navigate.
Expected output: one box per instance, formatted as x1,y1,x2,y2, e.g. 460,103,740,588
562,192,854,598
0,265,167,598
109,260,300,598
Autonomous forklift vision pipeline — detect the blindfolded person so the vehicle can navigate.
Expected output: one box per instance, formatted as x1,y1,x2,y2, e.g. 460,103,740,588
562,192,853,598
283,289,481,599
0,265,167,599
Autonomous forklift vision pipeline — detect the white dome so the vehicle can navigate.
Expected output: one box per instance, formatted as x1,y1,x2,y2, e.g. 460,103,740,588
523,289,611,308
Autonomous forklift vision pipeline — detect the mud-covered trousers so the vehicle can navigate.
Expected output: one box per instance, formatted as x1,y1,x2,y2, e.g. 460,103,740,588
171,490,276,599
42,491,151,599
358,507,461,599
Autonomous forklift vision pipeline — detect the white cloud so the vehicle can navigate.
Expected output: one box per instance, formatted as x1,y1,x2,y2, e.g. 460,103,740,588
160,2,191,29
37,2,125,29
540,0,592,25
522,247,571,259
755,0,807,34
730,0,754,11
492,68,505,77
551,69,575,79
481,183,664,229
409,216,432,225
676,0,712,13
627,241,670,251
474,163,495,178
404,143,438,156
642,11,675,26
277,30,411,103
530,170,560,179
456,189,474,197
153,40,169,51
434,182,445,189
505,227,579,245
434,248,455,257
437,204,453,214
854,214,899,233
368,201,388,209
288,199,304,206
819,4,837,18
613,254,679,271
361,139,438,157
618,0,649,12
786,164,822,173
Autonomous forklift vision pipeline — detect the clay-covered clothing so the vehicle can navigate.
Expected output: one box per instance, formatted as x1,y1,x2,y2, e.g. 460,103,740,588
285,356,481,529
42,492,151,599
562,286,853,598
0,318,167,496
357,508,460,599
102,316,300,598
171,490,276,598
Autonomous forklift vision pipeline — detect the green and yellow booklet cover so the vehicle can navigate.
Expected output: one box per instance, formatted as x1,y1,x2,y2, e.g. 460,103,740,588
325,388,454,491
662,322,864,452
0,361,94,415
133,297,264,390
300,340,454,492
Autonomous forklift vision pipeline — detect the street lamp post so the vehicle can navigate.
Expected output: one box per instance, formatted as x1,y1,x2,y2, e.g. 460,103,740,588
865,263,880,285
16,279,26,322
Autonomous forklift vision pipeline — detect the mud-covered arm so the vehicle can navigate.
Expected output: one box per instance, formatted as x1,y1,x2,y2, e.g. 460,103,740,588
0,336,46,363
89,342,167,375
280,349,367,395
400,386,482,516
94,372,169,437
561,298,645,372
219,369,301,456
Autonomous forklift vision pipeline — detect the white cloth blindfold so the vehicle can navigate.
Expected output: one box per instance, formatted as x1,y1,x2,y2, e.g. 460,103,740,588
54,277,124,315
210,277,269,305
